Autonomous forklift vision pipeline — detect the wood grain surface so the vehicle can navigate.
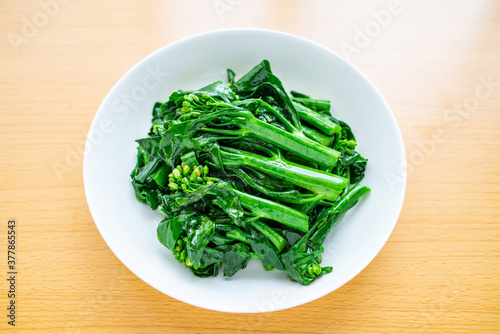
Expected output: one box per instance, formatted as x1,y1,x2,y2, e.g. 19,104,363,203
1,0,499,333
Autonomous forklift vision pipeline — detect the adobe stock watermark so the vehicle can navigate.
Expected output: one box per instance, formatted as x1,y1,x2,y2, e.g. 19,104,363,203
6,0,69,53
410,277,461,331
213,0,243,20
52,65,169,181
339,0,407,62
237,285,298,333
385,74,500,191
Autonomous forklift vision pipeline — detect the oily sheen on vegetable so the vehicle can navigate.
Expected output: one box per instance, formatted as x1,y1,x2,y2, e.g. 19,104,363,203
130,60,370,284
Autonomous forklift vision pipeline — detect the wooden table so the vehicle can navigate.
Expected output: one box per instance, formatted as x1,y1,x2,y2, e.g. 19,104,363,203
1,0,499,332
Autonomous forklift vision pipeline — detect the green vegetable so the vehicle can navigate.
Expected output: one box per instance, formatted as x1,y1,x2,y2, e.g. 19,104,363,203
131,60,370,284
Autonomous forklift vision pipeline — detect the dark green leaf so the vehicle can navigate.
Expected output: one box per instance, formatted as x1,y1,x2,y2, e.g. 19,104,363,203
222,243,251,277
186,215,215,268
157,213,191,250
249,232,284,271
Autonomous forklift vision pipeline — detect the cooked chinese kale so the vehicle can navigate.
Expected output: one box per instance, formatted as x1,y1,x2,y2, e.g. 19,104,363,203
130,60,370,284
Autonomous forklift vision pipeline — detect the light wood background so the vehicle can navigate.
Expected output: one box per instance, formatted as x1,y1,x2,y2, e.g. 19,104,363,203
1,0,499,333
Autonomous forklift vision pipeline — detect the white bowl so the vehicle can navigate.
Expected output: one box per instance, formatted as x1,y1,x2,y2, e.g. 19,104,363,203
83,28,406,313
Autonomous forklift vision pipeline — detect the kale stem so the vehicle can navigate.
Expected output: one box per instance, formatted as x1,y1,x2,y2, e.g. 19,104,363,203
292,101,341,135
310,184,371,244
234,98,296,133
292,98,332,115
200,127,247,136
226,228,252,245
248,220,287,252
232,168,322,204
234,189,309,232
231,116,340,167
302,124,333,147
196,109,339,167
222,148,347,201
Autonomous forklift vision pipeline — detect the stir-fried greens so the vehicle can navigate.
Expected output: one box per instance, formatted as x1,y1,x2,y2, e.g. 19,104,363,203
130,60,370,284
